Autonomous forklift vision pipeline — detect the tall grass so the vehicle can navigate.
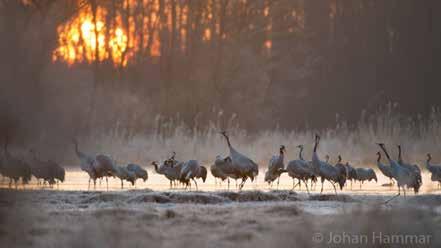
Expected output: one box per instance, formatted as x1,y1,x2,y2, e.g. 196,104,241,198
67,103,441,168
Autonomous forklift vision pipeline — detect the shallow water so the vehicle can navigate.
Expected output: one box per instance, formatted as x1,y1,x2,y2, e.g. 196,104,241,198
1,167,440,195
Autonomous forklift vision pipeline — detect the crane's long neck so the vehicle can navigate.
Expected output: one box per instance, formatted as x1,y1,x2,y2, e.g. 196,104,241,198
153,163,159,173
426,155,432,169
225,136,231,148
298,147,304,160
378,145,391,161
377,153,381,163
397,145,402,163
313,138,319,153
279,148,284,159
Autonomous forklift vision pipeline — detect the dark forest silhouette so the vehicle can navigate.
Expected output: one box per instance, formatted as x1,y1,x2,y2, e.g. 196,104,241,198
1,0,441,144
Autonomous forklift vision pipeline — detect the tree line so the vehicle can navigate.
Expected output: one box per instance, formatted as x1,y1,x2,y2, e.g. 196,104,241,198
0,0,440,144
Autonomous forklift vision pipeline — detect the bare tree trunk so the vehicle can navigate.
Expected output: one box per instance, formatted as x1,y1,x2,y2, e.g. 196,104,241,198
85,0,101,134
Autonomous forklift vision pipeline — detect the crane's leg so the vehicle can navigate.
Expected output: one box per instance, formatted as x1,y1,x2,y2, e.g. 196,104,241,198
121,180,123,189
192,178,198,191
88,178,91,190
292,179,296,190
169,180,172,189
93,179,96,189
360,181,362,190
351,180,353,190
106,177,109,191
320,178,325,194
239,178,247,190
331,182,337,195
403,187,406,197
227,178,230,190
293,179,300,190
298,179,301,190
303,179,310,195
384,192,400,204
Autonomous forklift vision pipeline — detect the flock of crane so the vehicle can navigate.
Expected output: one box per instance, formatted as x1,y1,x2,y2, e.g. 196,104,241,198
0,141,65,188
2,132,441,201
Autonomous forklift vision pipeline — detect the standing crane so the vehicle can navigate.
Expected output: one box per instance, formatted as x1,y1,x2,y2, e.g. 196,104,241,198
72,138,97,189
377,143,421,203
311,135,346,195
220,131,258,190
397,145,422,186
286,145,316,193
376,151,394,186
152,153,185,188
94,154,118,190
265,145,286,189
344,162,357,189
426,154,441,188
3,139,31,188
211,155,230,186
126,163,148,184
180,160,207,190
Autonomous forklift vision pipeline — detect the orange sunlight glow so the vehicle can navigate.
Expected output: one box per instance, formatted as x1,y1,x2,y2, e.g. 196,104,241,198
53,0,272,67
53,1,160,67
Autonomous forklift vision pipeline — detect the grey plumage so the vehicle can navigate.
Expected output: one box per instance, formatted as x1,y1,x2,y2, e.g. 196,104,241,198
311,135,346,194
72,138,98,189
378,143,421,204
94,154,118,190
221,131,259,190
426,154,441,186
180,160,207,190
210,155,229,184
286,145,316,193
29,150,61,186
126,163,148,182
113,164,136,188
354,167,377,189
397,145,422,187
375,151,394,184
211,155,241,189
152,153,186,188
2,140,31,188
265,145,286,188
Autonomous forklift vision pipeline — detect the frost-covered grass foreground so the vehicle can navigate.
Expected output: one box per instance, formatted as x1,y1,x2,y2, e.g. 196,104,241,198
1,189,441,247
